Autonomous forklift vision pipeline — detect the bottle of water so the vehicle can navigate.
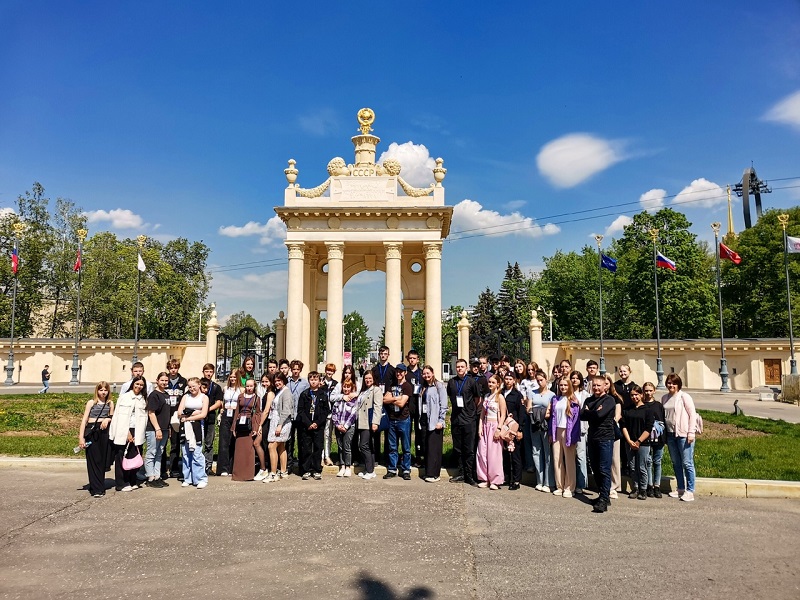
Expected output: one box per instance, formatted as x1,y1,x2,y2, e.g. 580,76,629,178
73,441,92,453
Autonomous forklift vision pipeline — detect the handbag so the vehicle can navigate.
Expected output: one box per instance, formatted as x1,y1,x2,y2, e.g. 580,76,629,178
121,442,143,470
500,415,519,441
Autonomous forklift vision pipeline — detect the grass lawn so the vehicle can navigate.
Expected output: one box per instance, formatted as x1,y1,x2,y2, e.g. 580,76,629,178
1,396,798,481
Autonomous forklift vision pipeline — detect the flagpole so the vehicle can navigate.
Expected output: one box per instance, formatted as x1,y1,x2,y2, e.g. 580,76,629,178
594,234,606,376
778,214,798,375
4,223,24,386
132,234,146,365
711,222,731,392
69,228,88,385
650,228,666,390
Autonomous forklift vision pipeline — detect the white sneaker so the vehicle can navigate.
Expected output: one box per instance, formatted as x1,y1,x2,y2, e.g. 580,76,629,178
279,471,289,479
120,485,133,492
424,476,440,483
358,472,366,479
680,491,695,502
609,490,618,499
197,481,207,489
337,467,345,477
669,490,684,499
364,472,376,480
534,484,544,492
219,472,229,477
264,473,277,483
343,467,351,477
553,489,563,496
563,490,573,498
254,469,267,481
181,481,191,487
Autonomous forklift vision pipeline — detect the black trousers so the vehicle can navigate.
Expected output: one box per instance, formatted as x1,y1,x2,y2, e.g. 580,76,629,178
287,419,297,461
114,440,142,490
425,427,443,479
451,418,477,482
161,406,181,478
412,403,427,464
299,426,324,475
217,416,234,475
503,441,523,485
85,429,110,495
202,416,216,473
358,428,376,473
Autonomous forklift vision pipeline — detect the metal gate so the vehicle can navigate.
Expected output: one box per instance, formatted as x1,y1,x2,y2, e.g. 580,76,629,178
469,328,529,361
216,327,276,380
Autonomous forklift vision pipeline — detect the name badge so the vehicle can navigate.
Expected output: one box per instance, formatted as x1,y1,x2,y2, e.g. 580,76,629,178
413,384,421,395
456,396,464,408
422,404,428,414
239,415,247,425
379,384,385,393
226,409,234,418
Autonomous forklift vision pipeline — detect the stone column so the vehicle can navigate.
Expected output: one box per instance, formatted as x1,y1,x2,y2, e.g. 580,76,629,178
285,242,305,362
457,310,471,361
325,242,345,374
403,308,414,358
424,242,443,371
384,242,402,358
275,311,286,360
530,309,543,367
301,254,317,371
205,306,219,366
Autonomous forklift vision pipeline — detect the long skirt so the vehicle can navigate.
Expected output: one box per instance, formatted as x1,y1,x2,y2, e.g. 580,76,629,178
232,426,256,481
476,419,504,485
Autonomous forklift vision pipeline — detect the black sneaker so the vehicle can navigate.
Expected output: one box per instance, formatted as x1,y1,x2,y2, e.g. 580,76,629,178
465,479,479,487
145,479,165,489
646,486,654,497
637,492,647,500
593,499,608,513
653,487,662,498
509,482,520,491
383,471,397,479
449,475,464,483
313,472,322,480
402,471,411,481
629,490,639,499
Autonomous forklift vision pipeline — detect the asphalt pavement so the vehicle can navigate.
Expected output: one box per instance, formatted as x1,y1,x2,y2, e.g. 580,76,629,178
0,466,798,599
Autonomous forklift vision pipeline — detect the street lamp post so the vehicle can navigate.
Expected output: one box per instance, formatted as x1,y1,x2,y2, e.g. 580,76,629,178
5,222,25,386
711,222,730,392
778,214,798,375
537,305,555,341
69,228,88,385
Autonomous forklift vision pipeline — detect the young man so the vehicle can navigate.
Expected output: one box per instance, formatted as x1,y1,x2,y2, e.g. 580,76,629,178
297,371,329,480
120,362,154,396
163,358,188,480
279,359,290,378
581,375,616,513
383,363,413,480
584,360,599,389
201,363,224,475
371,346,396,465
447,359,479,486
38,365,50,394
406,350,424,468
286,359,309,469
321,363,338,467
267,359,279,377
478,356,492,380
550,359,572,394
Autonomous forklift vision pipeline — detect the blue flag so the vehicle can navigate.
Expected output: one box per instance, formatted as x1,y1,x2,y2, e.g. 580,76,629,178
600,253,617,273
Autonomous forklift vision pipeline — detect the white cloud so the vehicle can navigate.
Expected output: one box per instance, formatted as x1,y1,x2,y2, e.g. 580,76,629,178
84,208,144,229
211,270,288,301
504,200,526,211
451,199,560,239
0,207,15,218
218,215,287,246
605,215,633,236
673,178,725,209
763,90,800,131
536,133,627,188
639,188,667,212
297,108,339,136
378,141,436,187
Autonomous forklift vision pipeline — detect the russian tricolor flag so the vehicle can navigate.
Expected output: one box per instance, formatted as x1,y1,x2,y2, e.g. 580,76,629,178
11,246,18,274
656,251,676,271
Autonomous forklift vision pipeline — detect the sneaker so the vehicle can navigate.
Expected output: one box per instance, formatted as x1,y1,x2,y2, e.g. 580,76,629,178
562,490,573,498
146,479,166,489
489,484,500,490
92,493,104,498
337,467,345,477
629,490,639,499
279,471,289,479
120,486,133,492
358,472,366,479
592,499,608,513
219,472,229,477
477,482,488,488
301,472,311,480
534,484,545,492
553,489,563,497
668,489,684,499
264,473,277,483
365,472,377,480
646,486,654,497
540,486,552,493
197,481,208,489
609,490,618,499
653,488,663,498
402,472,411,481
680,491,695,502
343,467,352,477
181,481,191,487
254,470,268,482
509,482,520,491
313,473,322,480
383,471,397,479
424,476,440,483
637,492,647,500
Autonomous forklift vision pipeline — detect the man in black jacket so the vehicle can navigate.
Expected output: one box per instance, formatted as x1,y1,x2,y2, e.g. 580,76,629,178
447,359,479,486
581,375,616,513
297,371,329,480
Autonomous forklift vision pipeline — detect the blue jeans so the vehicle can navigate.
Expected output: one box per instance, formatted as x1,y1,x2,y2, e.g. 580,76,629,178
666,433,695,492
145,430,168,479
631,444,650,492
576,431,588,490
530,425,553,488
647,445,664,488
588,438,613,501
387,417,412,473
182,442,207,485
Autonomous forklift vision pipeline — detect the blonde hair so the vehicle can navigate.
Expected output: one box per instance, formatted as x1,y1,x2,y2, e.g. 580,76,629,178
93,381,111,404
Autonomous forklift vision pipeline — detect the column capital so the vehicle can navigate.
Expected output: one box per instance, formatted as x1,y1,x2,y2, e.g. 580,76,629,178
325,241,345,260
423,241,442,260
384,242,402,260
286,241,305,260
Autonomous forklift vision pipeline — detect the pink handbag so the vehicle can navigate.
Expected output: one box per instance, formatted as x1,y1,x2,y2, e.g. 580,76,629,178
121,442,143,470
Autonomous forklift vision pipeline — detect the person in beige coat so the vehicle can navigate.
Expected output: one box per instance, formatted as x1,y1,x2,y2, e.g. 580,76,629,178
108,376,148,492
356,371,383,480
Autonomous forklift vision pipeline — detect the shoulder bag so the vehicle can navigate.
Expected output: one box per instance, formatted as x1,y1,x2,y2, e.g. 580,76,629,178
121,441,143,470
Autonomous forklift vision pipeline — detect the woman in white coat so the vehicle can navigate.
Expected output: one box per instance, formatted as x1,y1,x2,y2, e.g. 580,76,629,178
108,375,148,492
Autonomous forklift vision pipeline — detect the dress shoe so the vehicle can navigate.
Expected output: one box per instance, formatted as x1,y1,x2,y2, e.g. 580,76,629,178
449,475,465,483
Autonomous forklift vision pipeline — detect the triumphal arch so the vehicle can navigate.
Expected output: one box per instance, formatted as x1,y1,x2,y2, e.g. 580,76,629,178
275,108,453,374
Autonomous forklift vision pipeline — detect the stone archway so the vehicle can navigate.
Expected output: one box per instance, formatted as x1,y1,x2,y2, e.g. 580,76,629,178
274,108,453,373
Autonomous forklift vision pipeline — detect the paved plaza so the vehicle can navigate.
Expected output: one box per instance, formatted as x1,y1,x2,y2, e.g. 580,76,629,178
0,466,798,599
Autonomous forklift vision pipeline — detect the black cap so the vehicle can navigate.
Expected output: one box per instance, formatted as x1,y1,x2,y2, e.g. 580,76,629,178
395,363,407,371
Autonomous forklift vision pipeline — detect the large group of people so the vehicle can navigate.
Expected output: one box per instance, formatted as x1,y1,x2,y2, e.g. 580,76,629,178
76,349,699,511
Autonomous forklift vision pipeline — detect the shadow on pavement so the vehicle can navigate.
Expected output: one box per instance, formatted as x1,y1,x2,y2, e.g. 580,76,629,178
355,571,434,599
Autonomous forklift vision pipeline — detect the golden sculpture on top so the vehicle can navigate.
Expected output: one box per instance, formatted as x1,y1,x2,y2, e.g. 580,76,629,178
357,107,375,135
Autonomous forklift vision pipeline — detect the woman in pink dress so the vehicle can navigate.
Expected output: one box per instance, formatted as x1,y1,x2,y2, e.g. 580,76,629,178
476,374,507,490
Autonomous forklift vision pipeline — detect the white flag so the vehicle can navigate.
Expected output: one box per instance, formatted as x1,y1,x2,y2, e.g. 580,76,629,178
137,252,146,272
788,236,800,254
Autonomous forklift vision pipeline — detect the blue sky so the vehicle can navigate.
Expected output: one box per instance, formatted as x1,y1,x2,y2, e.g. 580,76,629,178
1,1,799,340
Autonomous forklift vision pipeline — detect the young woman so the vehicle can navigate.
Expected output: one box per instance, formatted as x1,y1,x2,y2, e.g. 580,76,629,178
177,377,210,488
356,371,383,480
527,370,555,492
643,381,665,497
421,365,448,483
321,363,338,467
520,361,540,473
331,377,359,477
569,370,591,493
78,382,114,497
513,359,527,388
546,377,582,497
108,376,147,492
230,378,263,482
258,374,275,473
661,374,698,502
238,355,256,388
143,372,171,488
265,372,293,482
217,373,239,476
604,373,624,499
329,364,356,465
621,385,654,500
476,374,507,490
501,372,524,490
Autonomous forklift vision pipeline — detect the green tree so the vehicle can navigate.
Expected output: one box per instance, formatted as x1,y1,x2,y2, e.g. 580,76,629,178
221,311,271,338
496,262,532,341
343,311,370,364
471,287,498,355
45,197,87,337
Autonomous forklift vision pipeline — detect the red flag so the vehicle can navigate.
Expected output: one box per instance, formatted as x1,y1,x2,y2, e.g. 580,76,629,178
73,248,81,272
719,242,741,265
11,246,18,274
